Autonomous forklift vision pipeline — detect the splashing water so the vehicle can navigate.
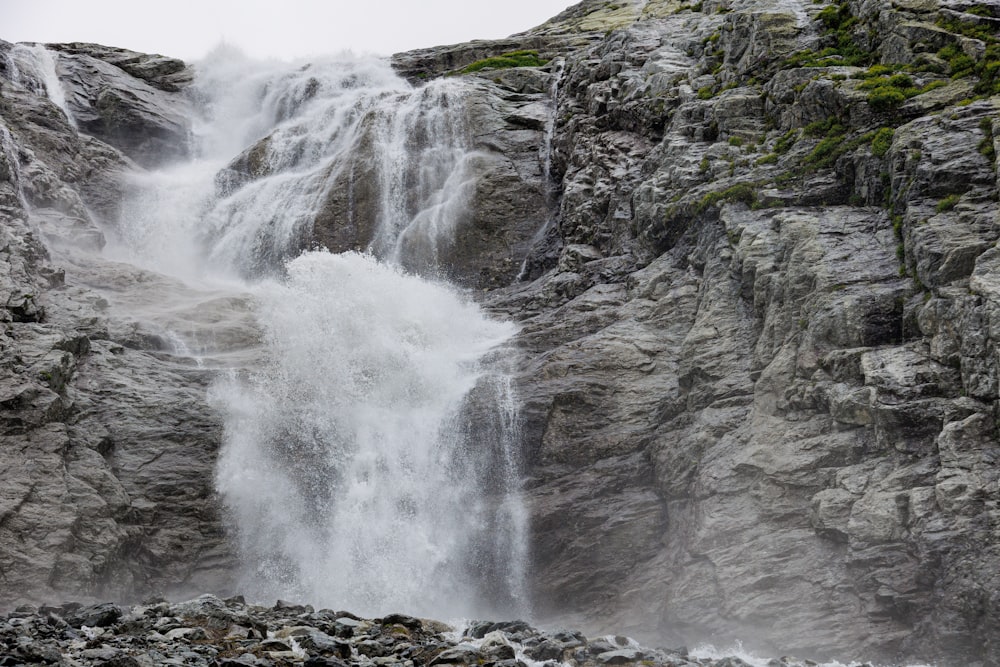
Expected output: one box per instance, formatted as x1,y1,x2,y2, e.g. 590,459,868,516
214,252,523,617
105,48,528,618
690,642,937,667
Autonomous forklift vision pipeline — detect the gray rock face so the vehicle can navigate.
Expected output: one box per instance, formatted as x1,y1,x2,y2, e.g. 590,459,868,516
466,1,1000,665
0,39,232,609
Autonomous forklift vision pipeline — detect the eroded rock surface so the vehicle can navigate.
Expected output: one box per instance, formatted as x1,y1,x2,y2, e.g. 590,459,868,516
463,0,999,664
0,38,233,609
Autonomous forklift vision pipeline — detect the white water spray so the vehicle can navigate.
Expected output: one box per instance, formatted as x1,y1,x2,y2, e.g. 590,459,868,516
106,48,528,618
214,252,523,617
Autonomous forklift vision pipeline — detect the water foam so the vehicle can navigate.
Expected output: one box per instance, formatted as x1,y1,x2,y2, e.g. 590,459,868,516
214,251,523,617
101,48,529,619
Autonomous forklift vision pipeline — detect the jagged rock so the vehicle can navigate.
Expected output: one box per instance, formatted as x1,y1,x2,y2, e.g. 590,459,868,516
0,595,772,667
47,43,193,166
47,42,192,92
65,602,123,628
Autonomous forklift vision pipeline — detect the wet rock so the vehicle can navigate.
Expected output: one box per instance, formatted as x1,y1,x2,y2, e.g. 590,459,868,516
65,602,123,628
49,43,192,166
430,645,484,665
597,649,646,664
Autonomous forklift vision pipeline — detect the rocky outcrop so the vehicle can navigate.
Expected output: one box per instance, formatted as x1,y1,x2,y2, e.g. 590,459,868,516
45,42,194,167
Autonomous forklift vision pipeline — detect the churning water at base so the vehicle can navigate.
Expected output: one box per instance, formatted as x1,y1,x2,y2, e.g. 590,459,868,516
213,252,524,617
99,48,529,619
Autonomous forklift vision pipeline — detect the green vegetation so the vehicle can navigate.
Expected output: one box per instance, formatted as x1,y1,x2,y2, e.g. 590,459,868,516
728,136,744,147
806,131,848,166
858,72,947,111
936,193,962,212
866,87,906,110
871,127,894,157
966,5,996,17
975,44,1000,96
937,15,997,44
936,15,1000,96
661,182,763,231
804,116,844,137
774,128,800,154
757,153,779,165
857,64,901,79
938,44,975,77
800,116,882,168
697,85,715,100
783,0,872,68
980,117,996,163
458,50,547,74
674,1,704,12
804,119,851,165
695,182,758,213
857,71,906,90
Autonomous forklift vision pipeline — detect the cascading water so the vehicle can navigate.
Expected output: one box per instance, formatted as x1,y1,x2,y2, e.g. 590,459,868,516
108,48,528,619
368,83,483,272
7,44,76,127
213,253,523,617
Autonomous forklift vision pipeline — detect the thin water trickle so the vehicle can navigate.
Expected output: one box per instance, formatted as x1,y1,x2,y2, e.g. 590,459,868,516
517,59,564,282
100,48,528,619
0,125,28,208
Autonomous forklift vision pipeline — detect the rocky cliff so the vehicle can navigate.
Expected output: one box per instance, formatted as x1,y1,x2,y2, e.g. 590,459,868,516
1,0,999,664
0,41,233,608
405,1,1000,663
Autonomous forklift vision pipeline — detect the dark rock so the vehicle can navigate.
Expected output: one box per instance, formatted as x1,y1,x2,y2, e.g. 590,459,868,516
381,613,423,629
297,631,352,659
466,620,537,640
304,657,351,667
597,649,646,664
49,43,192,166
274,600,314,614
65,602,122,628
430,645,484,665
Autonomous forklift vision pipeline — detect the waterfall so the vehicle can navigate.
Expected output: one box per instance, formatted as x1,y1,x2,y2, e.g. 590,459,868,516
540,58,565,196
109,48,528,619
213,252,522,617
367,82,483,274
8,44,76,127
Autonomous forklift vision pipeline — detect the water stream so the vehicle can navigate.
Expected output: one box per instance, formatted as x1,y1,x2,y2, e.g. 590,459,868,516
92,48,529,619
7,44,76,127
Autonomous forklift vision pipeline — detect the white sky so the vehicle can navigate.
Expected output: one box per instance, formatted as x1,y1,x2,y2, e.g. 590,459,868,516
3,0,574,61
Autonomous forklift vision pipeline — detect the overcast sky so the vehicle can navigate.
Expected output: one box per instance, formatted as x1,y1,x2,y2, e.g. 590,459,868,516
4,0,574,61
